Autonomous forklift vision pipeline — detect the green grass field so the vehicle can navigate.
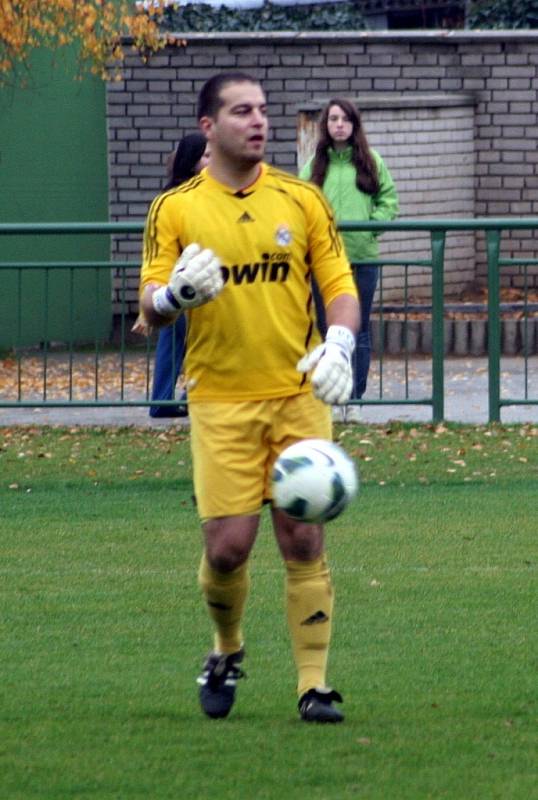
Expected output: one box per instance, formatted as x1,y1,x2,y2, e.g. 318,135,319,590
1,423,536,800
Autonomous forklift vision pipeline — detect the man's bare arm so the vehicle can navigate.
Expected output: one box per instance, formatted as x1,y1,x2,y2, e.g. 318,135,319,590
140,283,175,329
325,292,360,336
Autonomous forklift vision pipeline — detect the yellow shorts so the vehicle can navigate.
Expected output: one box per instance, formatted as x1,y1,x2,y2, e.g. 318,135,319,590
189,393,332,519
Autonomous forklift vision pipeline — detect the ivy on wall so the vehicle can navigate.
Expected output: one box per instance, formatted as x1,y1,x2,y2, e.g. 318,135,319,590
162,1,366,32
160,0,538,33
468,0,538,28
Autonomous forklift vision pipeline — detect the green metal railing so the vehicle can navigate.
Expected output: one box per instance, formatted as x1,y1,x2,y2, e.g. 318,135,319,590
1,219,538,422
340,218,538,422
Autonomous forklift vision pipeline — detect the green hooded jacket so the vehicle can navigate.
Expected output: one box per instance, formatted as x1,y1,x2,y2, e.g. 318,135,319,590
299,146,399,263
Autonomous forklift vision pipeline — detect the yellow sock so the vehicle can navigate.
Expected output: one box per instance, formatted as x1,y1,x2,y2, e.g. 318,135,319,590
198,553,250,654
285,555,334,697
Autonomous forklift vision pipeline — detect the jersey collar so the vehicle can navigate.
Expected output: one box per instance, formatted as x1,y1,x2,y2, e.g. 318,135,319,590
203,163,267,196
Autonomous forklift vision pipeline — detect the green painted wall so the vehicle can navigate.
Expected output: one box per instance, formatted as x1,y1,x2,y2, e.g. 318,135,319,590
0,48,111,348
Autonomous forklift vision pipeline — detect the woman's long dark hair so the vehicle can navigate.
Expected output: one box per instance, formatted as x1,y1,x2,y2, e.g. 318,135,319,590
310,98,379,195
163,132,207,191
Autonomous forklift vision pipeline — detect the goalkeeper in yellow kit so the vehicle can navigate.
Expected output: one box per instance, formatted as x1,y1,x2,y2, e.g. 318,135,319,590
139,72,359,723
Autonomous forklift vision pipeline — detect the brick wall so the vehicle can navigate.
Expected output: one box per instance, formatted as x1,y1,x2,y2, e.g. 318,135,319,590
298,95,476,299
107,31,538,312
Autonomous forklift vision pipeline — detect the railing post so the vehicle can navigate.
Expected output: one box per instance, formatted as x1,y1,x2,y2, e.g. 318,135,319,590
430,229,446,422
486,229,502,423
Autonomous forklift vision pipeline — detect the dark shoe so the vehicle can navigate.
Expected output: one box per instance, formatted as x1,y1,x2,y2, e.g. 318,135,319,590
197,649,245,719
149,405,188,418
298,688,344,723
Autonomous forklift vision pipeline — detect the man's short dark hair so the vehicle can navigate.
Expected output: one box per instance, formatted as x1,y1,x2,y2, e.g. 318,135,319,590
197,72,262,120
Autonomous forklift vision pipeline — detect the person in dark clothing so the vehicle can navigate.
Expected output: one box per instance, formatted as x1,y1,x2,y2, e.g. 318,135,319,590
149,133,210,417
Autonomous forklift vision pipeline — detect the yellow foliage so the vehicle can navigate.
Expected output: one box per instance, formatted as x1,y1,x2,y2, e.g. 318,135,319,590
0,0,180,84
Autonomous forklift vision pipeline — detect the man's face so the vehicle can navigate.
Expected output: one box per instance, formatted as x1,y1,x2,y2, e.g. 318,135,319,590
201,81,268,167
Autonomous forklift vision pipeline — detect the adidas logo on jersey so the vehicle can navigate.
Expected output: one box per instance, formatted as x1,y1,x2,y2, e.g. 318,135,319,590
301,610,329,626
237,211,255,223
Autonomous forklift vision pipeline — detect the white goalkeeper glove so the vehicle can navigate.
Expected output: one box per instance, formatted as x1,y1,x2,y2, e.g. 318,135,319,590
152,243,224,317
296,325,355,405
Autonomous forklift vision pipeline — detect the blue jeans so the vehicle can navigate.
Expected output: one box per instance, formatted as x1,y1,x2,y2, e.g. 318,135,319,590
150,315,187,417
351,264,379,399
312,264,379,400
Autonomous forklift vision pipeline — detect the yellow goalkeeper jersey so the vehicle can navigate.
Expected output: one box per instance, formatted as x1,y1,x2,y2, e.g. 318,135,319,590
141,163,357,402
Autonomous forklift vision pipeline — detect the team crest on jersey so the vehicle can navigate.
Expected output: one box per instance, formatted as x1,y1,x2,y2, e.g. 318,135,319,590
275,225,292,246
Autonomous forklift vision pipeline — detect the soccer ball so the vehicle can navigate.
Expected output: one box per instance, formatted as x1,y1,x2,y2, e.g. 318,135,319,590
272,439,358,523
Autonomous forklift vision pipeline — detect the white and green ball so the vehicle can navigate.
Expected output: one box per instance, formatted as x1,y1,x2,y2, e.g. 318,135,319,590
272,439,358,523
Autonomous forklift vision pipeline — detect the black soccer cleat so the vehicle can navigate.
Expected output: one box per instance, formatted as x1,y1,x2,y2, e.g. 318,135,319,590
197,649,245,719
298,687,344,723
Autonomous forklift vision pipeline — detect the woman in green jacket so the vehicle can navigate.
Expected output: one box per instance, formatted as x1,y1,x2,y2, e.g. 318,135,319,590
300,97,399,421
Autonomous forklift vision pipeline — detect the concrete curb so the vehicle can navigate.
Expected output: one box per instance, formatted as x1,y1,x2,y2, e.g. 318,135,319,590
371,317,538,357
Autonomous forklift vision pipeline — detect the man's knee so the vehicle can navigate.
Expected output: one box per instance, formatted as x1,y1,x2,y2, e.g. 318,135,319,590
273,511,324,561
205,545,248,573
203,517,258,573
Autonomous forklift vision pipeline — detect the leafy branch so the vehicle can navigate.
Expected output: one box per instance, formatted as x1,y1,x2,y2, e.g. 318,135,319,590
0,1,180,85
